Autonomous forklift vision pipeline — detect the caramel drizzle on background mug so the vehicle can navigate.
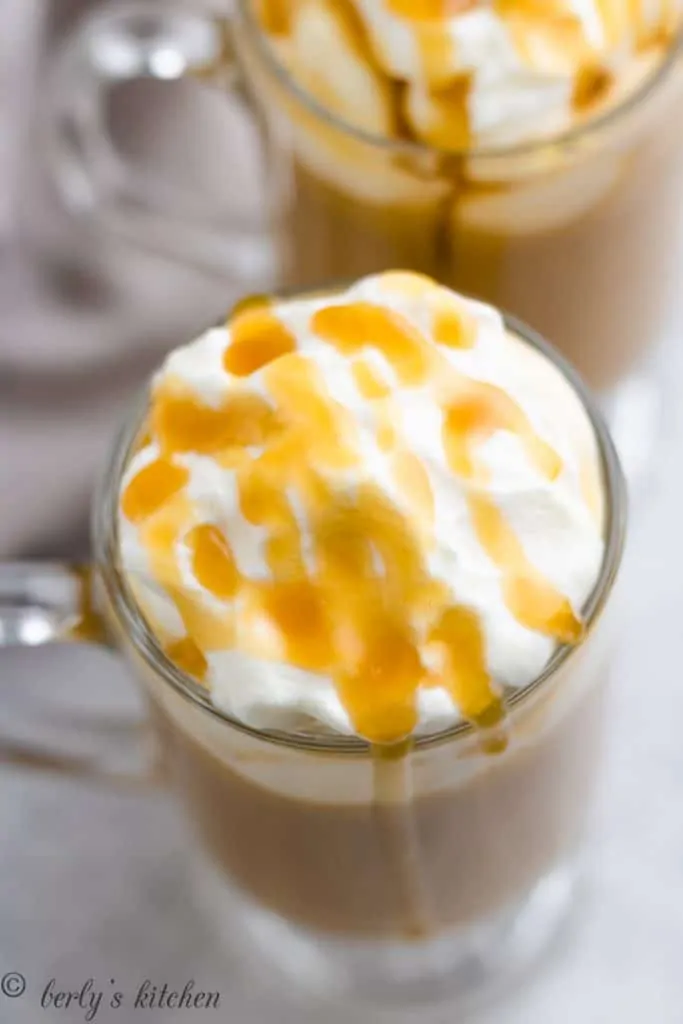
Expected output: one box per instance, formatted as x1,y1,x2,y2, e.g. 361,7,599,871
121,275,586,746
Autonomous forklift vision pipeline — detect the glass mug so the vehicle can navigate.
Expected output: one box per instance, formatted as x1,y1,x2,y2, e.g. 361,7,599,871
0,310,626,1009
46,1,683,482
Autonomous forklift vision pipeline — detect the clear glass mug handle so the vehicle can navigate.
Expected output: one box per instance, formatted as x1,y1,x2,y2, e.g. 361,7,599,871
0,562,160,786
45,0,277,281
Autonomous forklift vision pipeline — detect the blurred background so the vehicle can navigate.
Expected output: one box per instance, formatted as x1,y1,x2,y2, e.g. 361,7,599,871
0,0,258,559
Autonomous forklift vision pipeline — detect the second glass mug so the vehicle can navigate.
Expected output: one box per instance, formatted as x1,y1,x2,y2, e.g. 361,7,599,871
46,0,683,481
0,308,626,1009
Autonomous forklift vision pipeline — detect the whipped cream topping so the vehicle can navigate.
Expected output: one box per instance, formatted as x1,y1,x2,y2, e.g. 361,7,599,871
119,272,605,743
260,0,681,149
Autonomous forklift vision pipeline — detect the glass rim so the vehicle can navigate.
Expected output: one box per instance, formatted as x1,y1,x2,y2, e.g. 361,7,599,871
93,301,627,755
235,0,683,163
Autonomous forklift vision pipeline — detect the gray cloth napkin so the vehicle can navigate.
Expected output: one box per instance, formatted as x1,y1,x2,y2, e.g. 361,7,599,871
1,0,264,557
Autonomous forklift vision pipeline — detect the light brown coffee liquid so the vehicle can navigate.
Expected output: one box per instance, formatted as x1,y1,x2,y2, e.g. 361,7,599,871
370,704,512,940
149,648,606,940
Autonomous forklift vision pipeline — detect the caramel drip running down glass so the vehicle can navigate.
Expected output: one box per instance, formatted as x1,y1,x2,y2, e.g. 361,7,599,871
48,0,683,486
0,275,626,1011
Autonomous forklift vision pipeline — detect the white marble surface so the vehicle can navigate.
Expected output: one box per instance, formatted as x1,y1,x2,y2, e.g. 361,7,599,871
2,370,683,1024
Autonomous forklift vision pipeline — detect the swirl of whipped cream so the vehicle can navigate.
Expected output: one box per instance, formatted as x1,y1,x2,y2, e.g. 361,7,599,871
262,0,681,149
118,272,605,743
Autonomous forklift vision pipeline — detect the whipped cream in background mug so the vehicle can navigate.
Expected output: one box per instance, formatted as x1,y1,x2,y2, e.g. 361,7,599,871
271,0,682,150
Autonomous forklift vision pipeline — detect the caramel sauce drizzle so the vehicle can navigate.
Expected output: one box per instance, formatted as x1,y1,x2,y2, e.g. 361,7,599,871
255,0,292,36
121,458,189,523
429,605,505,724
409,75,473,152
121,274,590,744
68,565,110,646
378,271,477,350
166,636,209,683
153,387,278,454
594,0,639,47
372,744,434,936
263,353,361,470
189,524,241,600
377,271,439,297
386,0,479,18
312,302,430,386
442,381,563,483
391,451,436,541
507,14,594,75
468,493,583,643
259,0,678,159
223,308,296,377
414,21,463,89
352,358,391,399
433,295,477,349
573,64,614,112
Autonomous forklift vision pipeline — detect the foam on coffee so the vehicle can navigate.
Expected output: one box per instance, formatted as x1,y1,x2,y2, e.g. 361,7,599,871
118,272,604,746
